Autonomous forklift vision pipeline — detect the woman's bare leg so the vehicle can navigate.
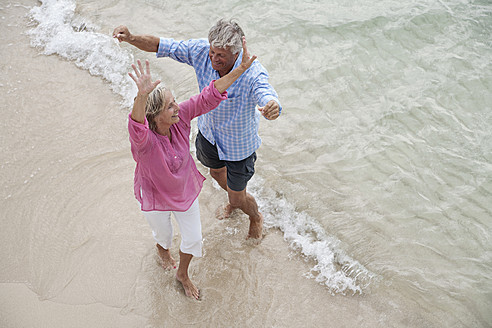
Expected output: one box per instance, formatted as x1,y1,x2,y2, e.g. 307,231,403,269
156,243,176,270
175,250,199,299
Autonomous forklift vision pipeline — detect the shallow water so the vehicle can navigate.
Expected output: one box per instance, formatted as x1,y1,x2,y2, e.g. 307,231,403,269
1,0,491,327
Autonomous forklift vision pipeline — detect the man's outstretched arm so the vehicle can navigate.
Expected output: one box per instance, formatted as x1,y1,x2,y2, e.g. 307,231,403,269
113,25,160,53
253,71,282,120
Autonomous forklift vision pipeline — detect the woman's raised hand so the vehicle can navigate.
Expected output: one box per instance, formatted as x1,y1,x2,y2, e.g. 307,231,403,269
239,37,257,71
129,59,161,96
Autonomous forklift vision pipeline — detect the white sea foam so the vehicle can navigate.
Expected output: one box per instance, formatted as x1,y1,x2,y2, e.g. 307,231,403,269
250,176,377,295
27,0,137,107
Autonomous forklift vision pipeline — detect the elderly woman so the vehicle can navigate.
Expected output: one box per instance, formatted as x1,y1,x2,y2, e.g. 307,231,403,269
128,38,256,300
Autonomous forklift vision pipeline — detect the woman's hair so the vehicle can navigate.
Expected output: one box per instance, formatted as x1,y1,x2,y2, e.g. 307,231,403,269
208,19,245,54
145,86,168,131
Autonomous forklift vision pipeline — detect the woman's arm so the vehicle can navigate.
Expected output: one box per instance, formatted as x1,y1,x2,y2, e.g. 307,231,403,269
128,60,161,124
213,37,257,93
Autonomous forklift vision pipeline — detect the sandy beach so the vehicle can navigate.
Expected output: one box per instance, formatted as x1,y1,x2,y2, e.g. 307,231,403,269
2,1,491,327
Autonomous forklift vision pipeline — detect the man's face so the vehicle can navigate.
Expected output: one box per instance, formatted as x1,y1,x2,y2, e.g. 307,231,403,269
209,46,238,76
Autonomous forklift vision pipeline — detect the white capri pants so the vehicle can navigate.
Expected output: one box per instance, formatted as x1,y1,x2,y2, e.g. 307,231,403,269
142,198,202,257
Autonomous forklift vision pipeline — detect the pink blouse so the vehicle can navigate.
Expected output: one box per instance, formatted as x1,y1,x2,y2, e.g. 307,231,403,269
128,81,227,211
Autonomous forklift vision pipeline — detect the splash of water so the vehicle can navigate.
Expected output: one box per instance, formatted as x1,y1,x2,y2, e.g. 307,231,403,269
28,0,136,107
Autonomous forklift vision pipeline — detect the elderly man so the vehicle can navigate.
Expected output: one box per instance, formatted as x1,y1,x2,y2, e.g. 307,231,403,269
113,19,281,240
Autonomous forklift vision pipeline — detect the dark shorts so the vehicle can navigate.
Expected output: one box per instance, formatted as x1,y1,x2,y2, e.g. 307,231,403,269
195,131,256,192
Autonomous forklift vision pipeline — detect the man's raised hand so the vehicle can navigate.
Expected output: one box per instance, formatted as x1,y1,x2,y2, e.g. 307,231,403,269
113,25,131,43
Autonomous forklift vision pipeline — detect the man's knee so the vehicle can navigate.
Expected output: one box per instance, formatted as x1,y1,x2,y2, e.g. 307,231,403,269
227,189,246,208
210,167,227,186
210,167,223,179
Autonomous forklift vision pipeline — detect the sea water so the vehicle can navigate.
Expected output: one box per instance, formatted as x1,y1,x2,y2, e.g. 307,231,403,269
2,0,491,326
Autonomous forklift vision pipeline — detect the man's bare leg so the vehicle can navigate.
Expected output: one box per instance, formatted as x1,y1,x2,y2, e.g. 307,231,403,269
227,188,263,239
175,250,200,300
210,167,228,190
156,244,176,270
210,167,263,239
210,167,234,219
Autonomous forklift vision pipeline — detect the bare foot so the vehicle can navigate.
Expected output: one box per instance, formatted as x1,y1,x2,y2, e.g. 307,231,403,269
215,203,234,220
156,244,176,270
176,273,200,300
247,213,264,240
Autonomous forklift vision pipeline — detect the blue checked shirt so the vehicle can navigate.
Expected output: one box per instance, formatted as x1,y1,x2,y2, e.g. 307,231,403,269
157,38,281,161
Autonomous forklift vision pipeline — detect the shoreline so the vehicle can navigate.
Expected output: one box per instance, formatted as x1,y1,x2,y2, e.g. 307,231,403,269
0,1,471,327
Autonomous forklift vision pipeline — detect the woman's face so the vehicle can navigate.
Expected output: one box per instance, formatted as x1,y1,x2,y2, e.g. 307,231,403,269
155,90,179,129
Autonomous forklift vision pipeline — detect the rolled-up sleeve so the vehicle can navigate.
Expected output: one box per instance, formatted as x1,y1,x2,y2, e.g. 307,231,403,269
157,38,206,67
179,81,228,122
252,71,282,115
128,114,151,155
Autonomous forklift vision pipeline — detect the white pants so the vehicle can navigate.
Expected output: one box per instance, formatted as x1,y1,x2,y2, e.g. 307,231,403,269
142,198,202,257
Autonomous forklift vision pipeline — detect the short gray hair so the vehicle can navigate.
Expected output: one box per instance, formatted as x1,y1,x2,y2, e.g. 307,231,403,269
208,19,245,54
